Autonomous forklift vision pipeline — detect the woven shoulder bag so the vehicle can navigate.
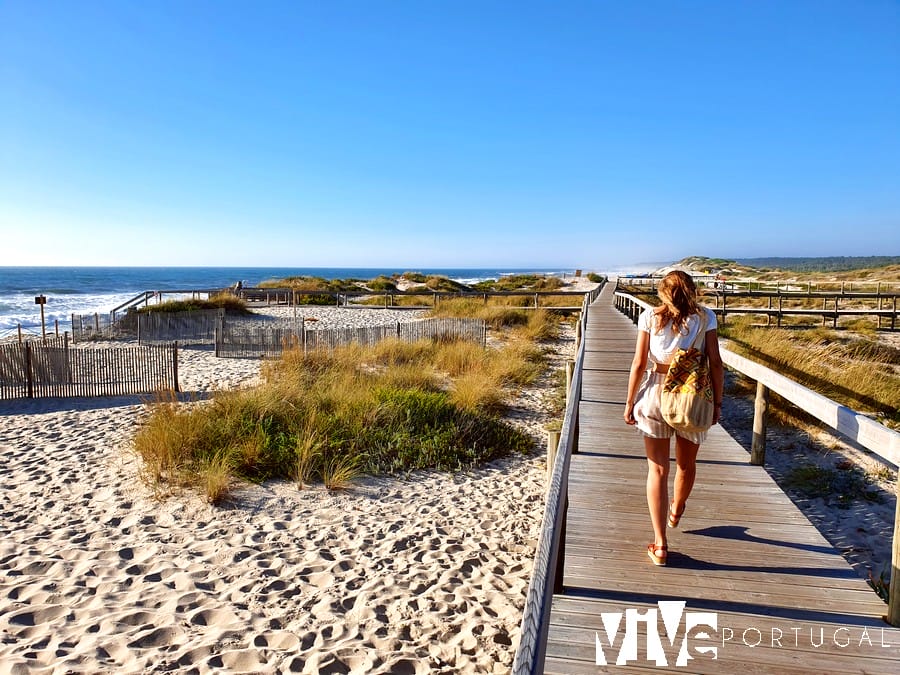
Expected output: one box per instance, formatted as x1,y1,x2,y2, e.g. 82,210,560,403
660,311,714,434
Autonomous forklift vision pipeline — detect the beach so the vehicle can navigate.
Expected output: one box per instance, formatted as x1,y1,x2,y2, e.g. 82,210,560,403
0,303,571,674
1,278,895,674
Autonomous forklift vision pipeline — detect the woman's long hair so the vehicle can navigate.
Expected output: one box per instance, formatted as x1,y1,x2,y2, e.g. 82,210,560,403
654,270,700,335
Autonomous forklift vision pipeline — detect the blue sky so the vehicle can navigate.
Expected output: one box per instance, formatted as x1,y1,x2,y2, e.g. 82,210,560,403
1,1,898,270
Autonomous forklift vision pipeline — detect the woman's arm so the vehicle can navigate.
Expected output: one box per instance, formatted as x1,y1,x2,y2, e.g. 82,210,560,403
624,330,650,425
706,328,724,425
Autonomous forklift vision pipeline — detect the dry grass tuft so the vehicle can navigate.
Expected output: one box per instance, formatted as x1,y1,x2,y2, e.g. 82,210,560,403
200,450,233,505
450,372,507,414
720,323,900,428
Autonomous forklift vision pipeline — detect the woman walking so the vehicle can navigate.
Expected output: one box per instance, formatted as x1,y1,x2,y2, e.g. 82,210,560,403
623,271,724,566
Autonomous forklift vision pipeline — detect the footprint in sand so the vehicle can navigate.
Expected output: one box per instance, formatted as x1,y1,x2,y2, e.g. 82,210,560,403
127,625,184,649
189,607,240,627
7,604,68,627
116,610,157,627
213,648,272,672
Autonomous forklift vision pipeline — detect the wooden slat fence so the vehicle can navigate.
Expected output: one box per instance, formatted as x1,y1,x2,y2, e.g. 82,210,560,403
0,338,178,400
399,317,486,343
215,317,487,358
136,308,223,344
71,312,117,341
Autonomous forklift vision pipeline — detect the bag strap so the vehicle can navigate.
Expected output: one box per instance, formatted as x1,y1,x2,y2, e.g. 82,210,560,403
689,310,708,352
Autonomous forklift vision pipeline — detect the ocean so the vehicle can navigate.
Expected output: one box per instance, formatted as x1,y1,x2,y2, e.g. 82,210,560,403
0,266,580,336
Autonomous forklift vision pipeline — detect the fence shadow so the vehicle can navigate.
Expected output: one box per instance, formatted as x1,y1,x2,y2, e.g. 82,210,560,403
0,390,212,416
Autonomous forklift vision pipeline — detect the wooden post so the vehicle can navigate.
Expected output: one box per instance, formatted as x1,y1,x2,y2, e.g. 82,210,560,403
546,430,561,483
555,495,568,594
172,342,179,392
565,360,574,403
575,316,582,348
17,324,22,344
64,332,70,388
750,382,769,465
833,297,839,328
24,342,34,399
888,472,900,626
39,301,46,342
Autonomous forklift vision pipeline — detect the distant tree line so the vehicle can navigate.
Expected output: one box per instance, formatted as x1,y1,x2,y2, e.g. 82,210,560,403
734,257,900,273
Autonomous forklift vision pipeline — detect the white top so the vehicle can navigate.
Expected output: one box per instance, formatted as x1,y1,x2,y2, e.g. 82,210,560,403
637,306,718,368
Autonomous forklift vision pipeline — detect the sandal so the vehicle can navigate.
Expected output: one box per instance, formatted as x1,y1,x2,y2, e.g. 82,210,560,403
667,503,685,529
647,543,667,566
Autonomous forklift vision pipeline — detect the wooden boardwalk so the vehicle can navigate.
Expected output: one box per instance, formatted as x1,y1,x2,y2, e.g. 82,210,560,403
543,283,900,673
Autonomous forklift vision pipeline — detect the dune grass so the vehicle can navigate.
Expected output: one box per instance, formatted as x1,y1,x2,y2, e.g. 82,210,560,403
134,336,539,503
470,273,565,292
719,318,900,428
135,292,252,315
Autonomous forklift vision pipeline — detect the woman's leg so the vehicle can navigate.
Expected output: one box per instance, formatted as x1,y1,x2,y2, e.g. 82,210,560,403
672,435,701,516
644,436,671,548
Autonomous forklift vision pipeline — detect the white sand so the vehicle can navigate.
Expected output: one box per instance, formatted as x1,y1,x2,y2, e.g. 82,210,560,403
0,303,576,674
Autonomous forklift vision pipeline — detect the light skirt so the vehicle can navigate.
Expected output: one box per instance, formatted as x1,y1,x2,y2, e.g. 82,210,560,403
632,371,708,445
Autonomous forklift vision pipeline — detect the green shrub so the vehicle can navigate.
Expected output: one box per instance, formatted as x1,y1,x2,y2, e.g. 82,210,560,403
368,276,397,292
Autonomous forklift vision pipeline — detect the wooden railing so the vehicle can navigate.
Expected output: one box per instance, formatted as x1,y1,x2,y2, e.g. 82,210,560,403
511,281,603,675
614,290,900,626
616,279,900,329
615,276,900,294
237,287,596,309
110,288,224,321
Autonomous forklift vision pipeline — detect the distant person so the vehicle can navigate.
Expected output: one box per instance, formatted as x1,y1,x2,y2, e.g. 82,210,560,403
623,270,724,566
